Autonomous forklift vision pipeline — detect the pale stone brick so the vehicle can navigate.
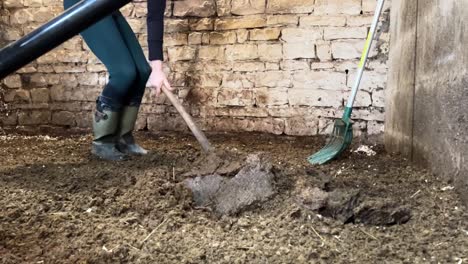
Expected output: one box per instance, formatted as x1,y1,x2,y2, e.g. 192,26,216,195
300,16,346,26
18,110,51,125
52,111,75,126
53,65,86,73
236,29,249,43
280,60,309,70
311,62,334,69
148,115,188,132
367,120,384,135
318,118,334,134
86,64,107,73
258,44,283,61
372,89,385,107
265,62,280,70
267,106,297,118
37,65,54,73
56,50,88,63
292,71,346,90
285,116,318,136
233,62,265,72
347,16,374,26
17,66,37,74
227,108,269,118
3,75,22,88
215,0,232,16
173,0,216,17
283,43,315,59
281,28,322,43
352,121,367,137
225,44,258,60
42,0,62,6
0,10,10,24
170,72,188,87
368,60,388,73
344,90,372,107
315,108,342,118
164,33,188,46
217,89,254,106
4,90,30,102
61,37,82,50
324,27,368,40
352,109,384,121
317,42,332,61
332,40,374,60
77,73,99,86
249,28,281,41
194,62,233,72
362,0,391,13
188,32,203,45
255,71,292,88
334,60,359,72
205,117,284,134
231,0,265,15
202,33,210,44
11,9,34,24
347,70,387,91
210,31,237,44
191,73,223,87
199,46,225,60
30,88,49,103
165,19,190,33
0,112,18,126
4,0,23,8
4,28,22,41
60,74,79,88
75,112,92,128
254,88,288,107
266,0,314,14
120,3,134,17
314,0,362,15
289,89,343,107
215,15,266,30
168,46,196,61
50,102,87,112
266,15,298,26
98,74,108,86
189,18,214,30
222,73,254,89
132,3,146,17
29,74,47,87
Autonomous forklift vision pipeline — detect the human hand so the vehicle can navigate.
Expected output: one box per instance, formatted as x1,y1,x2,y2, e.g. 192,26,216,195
147,60,174,97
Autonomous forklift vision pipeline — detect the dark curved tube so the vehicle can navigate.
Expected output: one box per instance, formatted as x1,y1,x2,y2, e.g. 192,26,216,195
0,0,132,79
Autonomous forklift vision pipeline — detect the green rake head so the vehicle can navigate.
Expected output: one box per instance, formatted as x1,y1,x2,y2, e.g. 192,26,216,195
308,119,353,165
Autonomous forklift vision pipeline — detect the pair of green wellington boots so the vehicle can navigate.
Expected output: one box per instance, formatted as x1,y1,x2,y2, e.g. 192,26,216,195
92,105,147,161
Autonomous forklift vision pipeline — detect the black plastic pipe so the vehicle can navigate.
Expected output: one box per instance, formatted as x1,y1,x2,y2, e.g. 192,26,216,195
0,0,132,79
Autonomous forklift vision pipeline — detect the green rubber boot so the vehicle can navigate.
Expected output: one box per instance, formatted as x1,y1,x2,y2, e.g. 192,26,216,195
117,106,148,155
92,107,127,161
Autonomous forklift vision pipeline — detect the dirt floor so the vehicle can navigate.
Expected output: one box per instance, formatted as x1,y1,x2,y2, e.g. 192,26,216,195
0,131,467,263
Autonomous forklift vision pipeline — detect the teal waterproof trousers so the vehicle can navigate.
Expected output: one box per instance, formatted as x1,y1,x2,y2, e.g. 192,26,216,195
64,0,151,110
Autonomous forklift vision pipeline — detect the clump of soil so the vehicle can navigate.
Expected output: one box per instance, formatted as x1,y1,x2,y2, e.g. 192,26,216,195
0,132,467,263
296,186,411,225
185,153,276,216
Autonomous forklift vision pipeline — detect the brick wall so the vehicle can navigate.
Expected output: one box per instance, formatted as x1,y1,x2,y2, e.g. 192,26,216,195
0,0,390,136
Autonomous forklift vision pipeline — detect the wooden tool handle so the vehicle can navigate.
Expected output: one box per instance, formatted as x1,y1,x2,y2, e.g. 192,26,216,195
162,87,213,153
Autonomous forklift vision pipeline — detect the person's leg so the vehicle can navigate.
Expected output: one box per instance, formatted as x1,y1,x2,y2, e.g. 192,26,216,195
113,12,152,106
113,12,153,155
63,1,138,160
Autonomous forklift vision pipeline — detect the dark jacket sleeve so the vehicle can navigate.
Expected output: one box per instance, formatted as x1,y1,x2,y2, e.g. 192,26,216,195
147,0,166,61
